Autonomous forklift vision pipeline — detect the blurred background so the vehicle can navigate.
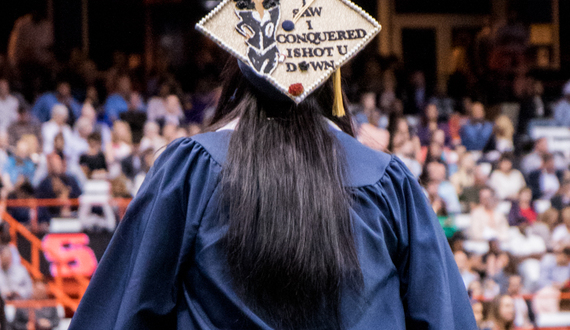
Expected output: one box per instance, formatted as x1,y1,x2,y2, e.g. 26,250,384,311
0,0,570,329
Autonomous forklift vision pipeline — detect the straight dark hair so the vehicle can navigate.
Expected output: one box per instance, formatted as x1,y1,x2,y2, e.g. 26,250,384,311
209,59,361,329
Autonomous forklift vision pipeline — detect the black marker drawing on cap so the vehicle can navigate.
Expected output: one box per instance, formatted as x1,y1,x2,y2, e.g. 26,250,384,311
234,0,281,75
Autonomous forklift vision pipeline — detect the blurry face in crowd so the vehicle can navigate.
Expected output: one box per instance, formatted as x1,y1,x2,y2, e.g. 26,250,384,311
519,188,532,204
0,247,12,271
426,104,438,121
32,281,48,300
469,281,483,298
426,181,439,198
544,158,555,172
0,79,9,97
460,154,475,172
471,103,485,120
48,155,64,175
499,159,512,173
507,276,522,296
535,138,548,154
471,302,484,324
57,82,71,98
431,129,445,146
81,103,97,121
562,208,570,227
165,95,181,114
361,93,376,111
498,295,515,322
427,162,446,183
428,142,443,159
15,140,30,159
479,188,495,209
117,76,132,95
556,250,570,266
144,122,160,138
454,251,468,272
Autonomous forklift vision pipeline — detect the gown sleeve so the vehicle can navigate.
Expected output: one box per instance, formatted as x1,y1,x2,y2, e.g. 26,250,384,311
68,138,222,330
382,157,477,330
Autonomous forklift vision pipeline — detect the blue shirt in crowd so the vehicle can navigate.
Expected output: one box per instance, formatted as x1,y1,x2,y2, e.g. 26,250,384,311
31,93,82,123
459,120,494,151
3,156,35,186
554,99,570,128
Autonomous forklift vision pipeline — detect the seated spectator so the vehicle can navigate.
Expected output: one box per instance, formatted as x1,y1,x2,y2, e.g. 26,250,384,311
422,161,461,214
69,117,93,162
551,207,570,251
104,75,144,123
425,179,448,216
489,153,526,201
450,152,475,197
7,106,42,147
11,280,59,330
148,87,185,126
483,115,515,157
394,140,421,178
454,250,479,289
79,103,111,148
470,187,510,242
105,121,133,178
139,121,166,154
119,92,147,144
0,78,20,132
554,80,570,128
528,153,563,201
162,123,180,144
416,103,450,147
508,187,536,226
470,300,491,330
41,104,73,155
551,178,570,211
520,137,548,176
0,245,32,300
36,154,81,227
507,275,534,328
6,181,34,225
538,247,570,290
530,208,559,250
459,102,493,151
2,139,35,191
461,163,492,211
79,132,107,179
484,295,515,330
505,221,546,258
31,79,81,125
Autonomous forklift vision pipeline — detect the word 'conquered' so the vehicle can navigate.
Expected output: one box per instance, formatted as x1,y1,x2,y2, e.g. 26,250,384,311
277,30,367,45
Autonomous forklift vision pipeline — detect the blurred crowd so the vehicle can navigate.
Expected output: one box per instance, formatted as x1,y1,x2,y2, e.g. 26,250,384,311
0,7,568,330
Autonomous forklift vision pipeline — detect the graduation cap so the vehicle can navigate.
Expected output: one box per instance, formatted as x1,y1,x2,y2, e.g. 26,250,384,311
196,0,381,116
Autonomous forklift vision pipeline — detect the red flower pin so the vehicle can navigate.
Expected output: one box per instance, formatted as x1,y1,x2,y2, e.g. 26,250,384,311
288,83,304,97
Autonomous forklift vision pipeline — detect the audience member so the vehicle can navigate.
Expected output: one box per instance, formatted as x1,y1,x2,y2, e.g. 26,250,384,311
554,80,570,127
394,140,422,178
551,207,570,251
147,86,185,126
451,152,475,197
416,103,450,147
508,187,536,226
0,78,20,132
104,75,143,123
484,295,515,330
506,275,534,328
0,246,32,300
538,247,570,290
32,80,81,125
454,250,480,289
461,163,492,211
459,102,493,151
7,106,42,147
470,187,510,242
138,121,166,154
11,280,59,330
2,139,35,191
488,153,526,201
41,104,73,155
484,115,515,156
423,161,461,214
551,178,570,211
105,121,133,178
79,132,107,179
528,153,563,201
520,137,549,176
36,154,81,226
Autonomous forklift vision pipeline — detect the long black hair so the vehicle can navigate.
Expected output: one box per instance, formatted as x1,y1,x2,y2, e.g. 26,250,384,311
208,59,361,329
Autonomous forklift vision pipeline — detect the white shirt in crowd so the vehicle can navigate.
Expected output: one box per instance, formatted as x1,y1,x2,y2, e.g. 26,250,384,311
41,121,73,154
0,262,32,300
0,94,19,132
551,224,570,250
488,169,526,200
541,171,560,200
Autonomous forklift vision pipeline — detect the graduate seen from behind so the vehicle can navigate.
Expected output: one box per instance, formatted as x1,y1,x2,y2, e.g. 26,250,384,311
69,0,476,329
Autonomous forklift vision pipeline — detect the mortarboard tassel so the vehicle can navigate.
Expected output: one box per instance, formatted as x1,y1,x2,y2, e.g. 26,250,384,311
332,69,345,117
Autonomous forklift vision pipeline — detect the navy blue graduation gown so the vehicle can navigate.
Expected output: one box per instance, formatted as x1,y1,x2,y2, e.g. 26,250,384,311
68,129,477,329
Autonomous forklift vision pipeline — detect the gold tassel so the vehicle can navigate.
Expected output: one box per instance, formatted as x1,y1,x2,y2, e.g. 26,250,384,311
332,69,345,117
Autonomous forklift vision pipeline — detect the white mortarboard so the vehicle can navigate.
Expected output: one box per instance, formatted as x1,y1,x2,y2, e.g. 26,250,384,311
196,0,381,108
